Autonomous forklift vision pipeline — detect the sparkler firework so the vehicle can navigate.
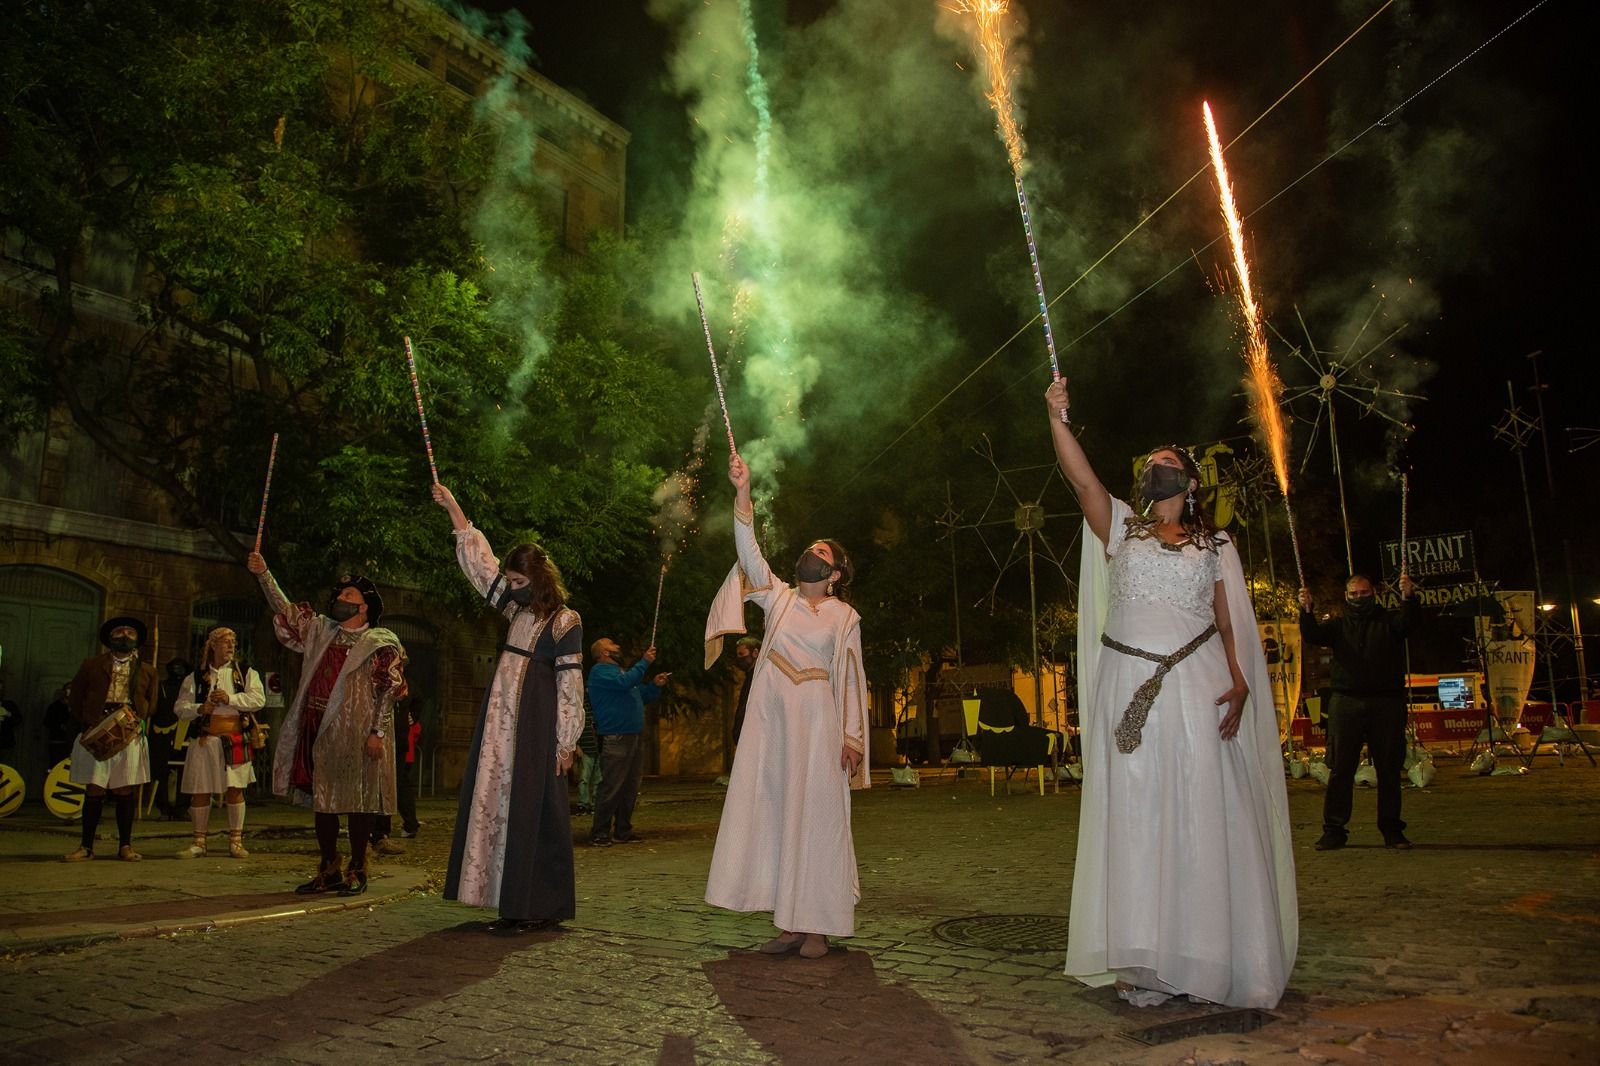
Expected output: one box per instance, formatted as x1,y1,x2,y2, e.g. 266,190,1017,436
692,272,738,452
253,433,279,554
1202,101,1304,587
954,0,1065,417
402,335,440,485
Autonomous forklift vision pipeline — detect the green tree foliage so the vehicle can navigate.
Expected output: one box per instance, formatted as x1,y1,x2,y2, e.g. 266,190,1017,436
0,0,698,616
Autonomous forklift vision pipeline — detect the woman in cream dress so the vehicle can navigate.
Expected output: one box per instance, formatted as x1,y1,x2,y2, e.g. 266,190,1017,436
704,453,870,960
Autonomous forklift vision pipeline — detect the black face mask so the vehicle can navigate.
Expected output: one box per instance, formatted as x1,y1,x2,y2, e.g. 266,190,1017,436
497,583,534,609
107,637,137,653
1346,594,1378,613
1139,464,1191,504
329,601,362,622
795,550,835,584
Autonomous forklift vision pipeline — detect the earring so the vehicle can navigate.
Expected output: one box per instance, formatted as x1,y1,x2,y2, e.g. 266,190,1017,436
1186,490,1196,516
827,580,836,597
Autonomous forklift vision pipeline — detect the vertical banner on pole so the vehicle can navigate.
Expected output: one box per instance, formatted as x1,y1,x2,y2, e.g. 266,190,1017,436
1258,621,1302,742
1481,590,1537,724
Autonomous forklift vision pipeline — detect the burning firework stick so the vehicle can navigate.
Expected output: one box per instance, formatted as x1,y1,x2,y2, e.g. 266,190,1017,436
402,335,440,485
1202,101,1304,588
252,433,280,554
956,1,1068,423
650,563,667,648
1399,472,1410,584
691,272,737,452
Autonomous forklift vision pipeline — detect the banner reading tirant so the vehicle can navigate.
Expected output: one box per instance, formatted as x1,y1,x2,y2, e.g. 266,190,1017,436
1377,530,1488,607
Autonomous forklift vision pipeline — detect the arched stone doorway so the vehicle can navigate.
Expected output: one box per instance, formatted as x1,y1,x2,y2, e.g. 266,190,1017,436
0,566,103,786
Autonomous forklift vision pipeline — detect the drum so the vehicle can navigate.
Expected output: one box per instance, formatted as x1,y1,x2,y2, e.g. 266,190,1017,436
44,758,84,819
0,764,23,817
81,706,141,761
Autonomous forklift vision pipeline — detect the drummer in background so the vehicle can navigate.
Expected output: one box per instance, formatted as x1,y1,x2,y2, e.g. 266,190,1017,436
63,616,158,862
174,628,265,859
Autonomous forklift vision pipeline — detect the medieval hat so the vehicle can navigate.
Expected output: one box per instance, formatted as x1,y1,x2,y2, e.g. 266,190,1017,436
331,575,384,626
98,616,148,649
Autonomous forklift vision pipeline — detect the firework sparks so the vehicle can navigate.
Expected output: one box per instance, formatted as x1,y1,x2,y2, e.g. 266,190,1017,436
1202,100,1303,585
953,1,1064,399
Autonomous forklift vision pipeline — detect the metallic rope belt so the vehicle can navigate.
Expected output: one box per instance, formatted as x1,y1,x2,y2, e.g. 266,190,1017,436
1101,624,1218,753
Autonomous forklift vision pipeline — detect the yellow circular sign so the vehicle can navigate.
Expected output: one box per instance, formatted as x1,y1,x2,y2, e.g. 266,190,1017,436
0,765,23,817
43,758,84,820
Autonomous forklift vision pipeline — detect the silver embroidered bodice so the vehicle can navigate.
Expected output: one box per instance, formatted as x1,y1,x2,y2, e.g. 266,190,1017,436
1108,525,1221,629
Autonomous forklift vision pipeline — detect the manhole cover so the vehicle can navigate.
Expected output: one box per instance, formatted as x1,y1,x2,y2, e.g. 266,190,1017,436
931,914,1070,953
1124,1009,1273,1046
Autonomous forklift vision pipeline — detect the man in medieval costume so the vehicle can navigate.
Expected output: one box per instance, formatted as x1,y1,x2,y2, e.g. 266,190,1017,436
247,552,406,896
63,617,158,862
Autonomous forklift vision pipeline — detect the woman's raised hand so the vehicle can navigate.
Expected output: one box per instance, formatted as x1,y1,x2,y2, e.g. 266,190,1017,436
431,483,456,509
1045,379,1071,422
729,453,751,495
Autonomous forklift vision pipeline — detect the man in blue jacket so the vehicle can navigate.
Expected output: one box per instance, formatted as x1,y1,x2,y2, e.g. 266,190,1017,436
587,638,668,846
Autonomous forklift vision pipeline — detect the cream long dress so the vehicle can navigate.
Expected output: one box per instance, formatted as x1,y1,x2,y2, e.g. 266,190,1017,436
704,502,869,937
1067,499,1297,1009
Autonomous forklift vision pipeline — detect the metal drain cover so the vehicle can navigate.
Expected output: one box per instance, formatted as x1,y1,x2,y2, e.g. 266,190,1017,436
931,914,1070,953
1124,1008,1273,1046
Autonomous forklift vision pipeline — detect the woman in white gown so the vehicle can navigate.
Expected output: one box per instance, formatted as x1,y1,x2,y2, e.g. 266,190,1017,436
1045,380,1297,1009
704,453,870,960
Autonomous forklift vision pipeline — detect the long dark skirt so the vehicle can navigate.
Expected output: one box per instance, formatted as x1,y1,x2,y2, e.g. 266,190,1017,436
444,657,574,922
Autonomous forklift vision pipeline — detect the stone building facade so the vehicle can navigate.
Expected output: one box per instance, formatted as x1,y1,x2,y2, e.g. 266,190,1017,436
0,5,629,797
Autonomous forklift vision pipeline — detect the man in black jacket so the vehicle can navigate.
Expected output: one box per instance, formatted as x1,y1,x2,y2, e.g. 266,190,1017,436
1300,573,1419,851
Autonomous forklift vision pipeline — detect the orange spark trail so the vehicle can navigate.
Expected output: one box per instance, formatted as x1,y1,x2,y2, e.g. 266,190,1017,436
1203,100,1304,584
954,1,1062,387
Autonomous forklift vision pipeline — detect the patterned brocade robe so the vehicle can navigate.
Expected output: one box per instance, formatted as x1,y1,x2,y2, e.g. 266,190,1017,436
444,525,584,920
257,570,406,815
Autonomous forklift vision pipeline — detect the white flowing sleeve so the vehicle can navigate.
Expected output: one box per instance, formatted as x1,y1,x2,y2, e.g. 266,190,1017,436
452,525,506,600
1218,535,1299,976
838,614,870,790
555,661,583,757
733,501,781,610
174,675,201,721
232,669,267,712
1076,498,1133,727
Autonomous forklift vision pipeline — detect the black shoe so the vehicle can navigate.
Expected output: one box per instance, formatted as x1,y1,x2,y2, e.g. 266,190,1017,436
1383,833,1414,850
589,835,612,848
295,863,343,895
1314,833,1346,851
614,833,645,844
487,918,550,936
336,866,369,896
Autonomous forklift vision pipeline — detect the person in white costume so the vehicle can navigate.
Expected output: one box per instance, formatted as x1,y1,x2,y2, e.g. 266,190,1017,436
704,453,870,960
1046,380,1297,1009
174,627,266,859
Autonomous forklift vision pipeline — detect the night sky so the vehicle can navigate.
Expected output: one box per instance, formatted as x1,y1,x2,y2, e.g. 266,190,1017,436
490,1,1591,675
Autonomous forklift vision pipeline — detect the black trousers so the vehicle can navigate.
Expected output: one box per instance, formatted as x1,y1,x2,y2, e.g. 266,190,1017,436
590,733,643,840
1322,692,1408,840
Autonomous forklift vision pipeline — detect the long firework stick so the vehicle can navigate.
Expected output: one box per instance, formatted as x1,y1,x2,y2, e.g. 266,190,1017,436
1283,495,1307,591
253,433,279,554
650,563,667,648
402,335,440,485
1399,472,1410,585
690,272,737,452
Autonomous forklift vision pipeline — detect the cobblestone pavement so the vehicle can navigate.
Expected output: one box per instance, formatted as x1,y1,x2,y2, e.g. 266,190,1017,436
2,759,1597,1064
